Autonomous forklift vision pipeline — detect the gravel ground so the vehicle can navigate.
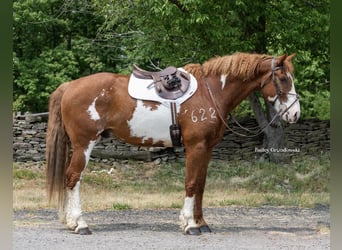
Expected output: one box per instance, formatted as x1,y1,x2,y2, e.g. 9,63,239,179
13,206,330,250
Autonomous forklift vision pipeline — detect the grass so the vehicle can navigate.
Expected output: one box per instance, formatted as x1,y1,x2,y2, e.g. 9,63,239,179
13,153,330,211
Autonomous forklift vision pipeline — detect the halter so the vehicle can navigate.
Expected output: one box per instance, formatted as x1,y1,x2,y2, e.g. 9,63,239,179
203,58,300,138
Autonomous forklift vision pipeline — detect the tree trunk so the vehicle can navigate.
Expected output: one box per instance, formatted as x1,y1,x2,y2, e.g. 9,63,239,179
243,1,285,163
249,93,285,163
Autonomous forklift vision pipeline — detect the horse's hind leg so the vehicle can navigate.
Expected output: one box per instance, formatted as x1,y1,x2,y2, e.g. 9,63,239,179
60,139,97,235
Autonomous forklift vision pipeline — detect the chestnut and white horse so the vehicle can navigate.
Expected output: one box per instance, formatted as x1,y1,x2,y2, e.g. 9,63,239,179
46,53,300,235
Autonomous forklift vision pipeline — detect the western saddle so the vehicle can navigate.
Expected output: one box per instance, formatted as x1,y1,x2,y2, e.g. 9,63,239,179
132,64,190,100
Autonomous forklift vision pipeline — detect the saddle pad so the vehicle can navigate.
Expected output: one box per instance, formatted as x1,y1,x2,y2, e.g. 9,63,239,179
128,68,198,106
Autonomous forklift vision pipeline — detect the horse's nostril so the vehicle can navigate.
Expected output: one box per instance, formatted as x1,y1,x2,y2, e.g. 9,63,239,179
292,112,298,122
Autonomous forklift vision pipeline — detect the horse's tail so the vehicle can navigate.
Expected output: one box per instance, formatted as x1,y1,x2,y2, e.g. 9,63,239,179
46,82,70,209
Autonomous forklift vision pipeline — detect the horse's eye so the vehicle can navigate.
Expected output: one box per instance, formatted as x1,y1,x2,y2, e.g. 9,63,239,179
280,77,287,84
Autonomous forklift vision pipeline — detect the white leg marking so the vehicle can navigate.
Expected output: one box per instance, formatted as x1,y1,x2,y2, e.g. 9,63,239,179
64,140,97,232
65,181,88,232
179,196,197,232
87,97,100,121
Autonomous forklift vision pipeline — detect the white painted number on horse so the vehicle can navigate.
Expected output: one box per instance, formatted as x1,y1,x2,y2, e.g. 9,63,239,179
191,108,217,123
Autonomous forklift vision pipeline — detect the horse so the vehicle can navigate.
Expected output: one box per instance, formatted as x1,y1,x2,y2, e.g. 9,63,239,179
46,52,300,235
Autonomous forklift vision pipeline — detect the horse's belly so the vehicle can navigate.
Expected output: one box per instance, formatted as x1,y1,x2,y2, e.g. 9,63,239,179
127,100,173,147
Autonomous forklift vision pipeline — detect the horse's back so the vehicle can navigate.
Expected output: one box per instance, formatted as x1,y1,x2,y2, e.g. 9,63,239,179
60,72,129,102
65,72,128,89
58,72,130,136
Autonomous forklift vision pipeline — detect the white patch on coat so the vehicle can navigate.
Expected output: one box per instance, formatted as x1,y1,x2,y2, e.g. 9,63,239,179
179,196,197,232
84,140,96,168
127,100,173,146
87,97,100,121
220,74,227,89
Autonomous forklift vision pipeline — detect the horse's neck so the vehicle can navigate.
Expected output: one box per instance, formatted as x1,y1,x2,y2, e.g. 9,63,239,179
208,76,260,115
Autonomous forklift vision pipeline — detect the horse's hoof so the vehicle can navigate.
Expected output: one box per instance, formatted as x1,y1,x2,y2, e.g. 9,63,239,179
200,225,212,233
77,227,92,235
185,227,201,235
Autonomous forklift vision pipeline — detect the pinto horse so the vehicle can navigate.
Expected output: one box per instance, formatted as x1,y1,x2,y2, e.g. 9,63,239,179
46,53,300,235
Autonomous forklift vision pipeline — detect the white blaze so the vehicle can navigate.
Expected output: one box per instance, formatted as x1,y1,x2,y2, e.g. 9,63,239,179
271,73,300,123
282,73,300,123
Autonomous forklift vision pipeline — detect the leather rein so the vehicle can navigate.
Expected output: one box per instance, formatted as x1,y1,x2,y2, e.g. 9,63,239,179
203,58,300,138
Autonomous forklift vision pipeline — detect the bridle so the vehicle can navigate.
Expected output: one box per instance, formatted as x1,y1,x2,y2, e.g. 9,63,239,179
260,58,299,110
203,58,300,138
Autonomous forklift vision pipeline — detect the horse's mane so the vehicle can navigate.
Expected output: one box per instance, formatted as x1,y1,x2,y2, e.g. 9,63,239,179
183,53,273,81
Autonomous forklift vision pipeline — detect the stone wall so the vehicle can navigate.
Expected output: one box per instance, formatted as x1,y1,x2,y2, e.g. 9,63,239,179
13,114,330,163
13,116,47,162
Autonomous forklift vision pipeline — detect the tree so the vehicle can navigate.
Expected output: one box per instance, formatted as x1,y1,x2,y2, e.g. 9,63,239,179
93,0,329,162
93,0,329,116
13,0,118,112
13,0,330,120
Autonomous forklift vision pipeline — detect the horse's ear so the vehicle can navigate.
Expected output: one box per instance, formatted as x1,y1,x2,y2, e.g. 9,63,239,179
275,54,287,66
286,53,296,61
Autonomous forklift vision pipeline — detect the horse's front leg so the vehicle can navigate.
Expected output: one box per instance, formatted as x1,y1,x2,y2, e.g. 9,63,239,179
180,142,213,235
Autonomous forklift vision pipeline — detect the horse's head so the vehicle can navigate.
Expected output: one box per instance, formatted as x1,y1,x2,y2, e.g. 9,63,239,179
259,54,300,123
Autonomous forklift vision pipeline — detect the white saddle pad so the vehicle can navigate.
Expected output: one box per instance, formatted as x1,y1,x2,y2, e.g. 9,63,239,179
128,68,198,106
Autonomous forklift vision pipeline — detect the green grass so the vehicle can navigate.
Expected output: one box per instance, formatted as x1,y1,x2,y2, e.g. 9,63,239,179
207,154,330,193
83,153,330,207
112,203,132,210
13,167,42,180
13,153,330,210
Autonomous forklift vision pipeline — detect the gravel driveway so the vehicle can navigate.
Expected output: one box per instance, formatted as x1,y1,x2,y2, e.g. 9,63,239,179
13,206,330,250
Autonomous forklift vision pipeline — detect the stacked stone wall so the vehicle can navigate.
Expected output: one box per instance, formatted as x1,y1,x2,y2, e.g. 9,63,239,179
13,114,330,163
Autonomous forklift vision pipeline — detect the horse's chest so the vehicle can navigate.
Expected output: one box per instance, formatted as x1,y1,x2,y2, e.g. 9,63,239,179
127,100,173,147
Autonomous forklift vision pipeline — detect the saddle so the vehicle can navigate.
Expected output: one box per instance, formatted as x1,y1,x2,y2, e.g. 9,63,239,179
132,64,190,100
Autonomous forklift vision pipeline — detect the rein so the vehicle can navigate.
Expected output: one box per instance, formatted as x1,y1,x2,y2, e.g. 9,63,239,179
202,58,300,138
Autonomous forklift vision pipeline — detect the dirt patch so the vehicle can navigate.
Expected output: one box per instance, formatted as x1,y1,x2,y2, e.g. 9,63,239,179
13,205,330,250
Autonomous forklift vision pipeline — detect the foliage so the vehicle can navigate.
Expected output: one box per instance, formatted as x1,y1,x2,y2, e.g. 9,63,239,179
13,0,330,119
13,0,117,112
13,47,79,111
